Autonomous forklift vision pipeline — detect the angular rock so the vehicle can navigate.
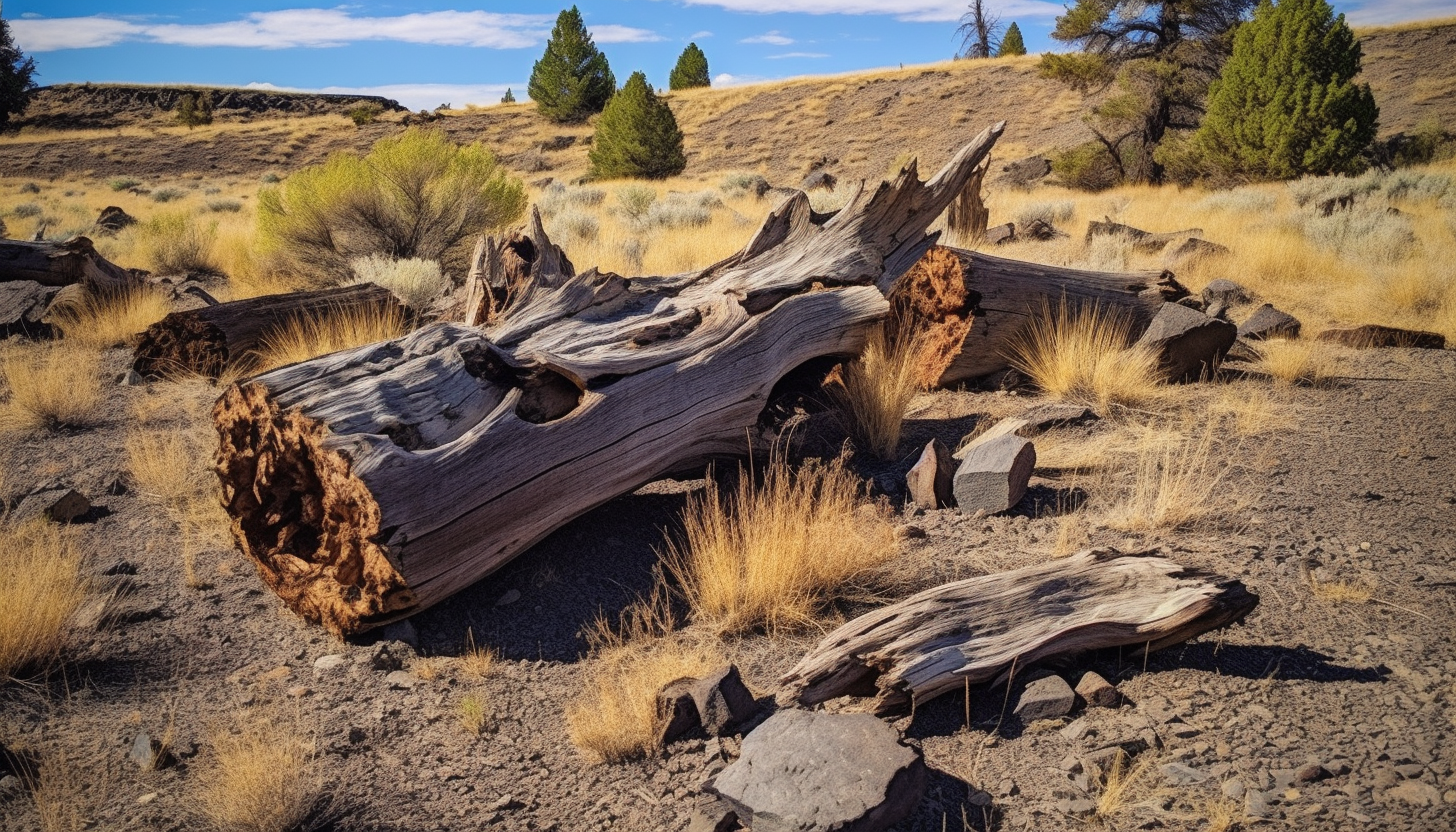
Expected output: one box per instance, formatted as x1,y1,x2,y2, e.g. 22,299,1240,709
1167,237,1229,263
691,665,758,737
1018,403,1098,435
381,619,419,648
996,156,1052,189
1074,671,1121,709
985,223,1015,245
905,438,954,510
1316,324,1445,350
93,206,137,235
1013,674,1075,722
128,732,172,770
1201,279,1249,308
1381,780,1441,807
952,434,1034,516
657,677,701,745
313,654,348,675
710,709,926,832
1295,763,1330,784
1055,797,1097,816
385,670,418,690
1237,303,1301,341
368,641,409,671
800,170,838,192
12,487,90,524
1022,218,1067,241
1134,302,1236,382
688,793,740,832
1160,762,1210,786
1176,295,1205,312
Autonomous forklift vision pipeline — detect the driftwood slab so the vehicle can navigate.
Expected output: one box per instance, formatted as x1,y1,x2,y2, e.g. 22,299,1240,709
778,548,1258,714
0,236,137,291
212,123,1007,634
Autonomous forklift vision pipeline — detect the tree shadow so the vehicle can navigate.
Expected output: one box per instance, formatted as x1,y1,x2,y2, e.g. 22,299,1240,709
895,764,1001,832
1008,484,1087,518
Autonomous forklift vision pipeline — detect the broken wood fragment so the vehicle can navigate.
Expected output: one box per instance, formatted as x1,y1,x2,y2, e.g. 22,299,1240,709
0,237,138,291
778,548,1258,714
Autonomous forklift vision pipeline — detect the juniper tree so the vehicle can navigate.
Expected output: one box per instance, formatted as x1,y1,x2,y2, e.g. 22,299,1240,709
176,91,213,128
1039,0,1254,183
528,6,616,123
670,43,711,90
588,72,685,180
1195,0,1377,179
998,22,1027,56
0,13,38,127
501,88,516,104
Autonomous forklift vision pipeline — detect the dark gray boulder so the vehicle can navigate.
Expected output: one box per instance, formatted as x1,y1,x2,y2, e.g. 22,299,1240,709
710,709,927,832
1134,302,1236,381
1201,279,1249,308
1237,303,1301,341
953,434,1035,516
1013,674,1075,722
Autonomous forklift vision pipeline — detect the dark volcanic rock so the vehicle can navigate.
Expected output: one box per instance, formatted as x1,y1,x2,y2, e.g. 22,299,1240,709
1135,302,1237,381
953,434,1035,516
1237,303,1302,341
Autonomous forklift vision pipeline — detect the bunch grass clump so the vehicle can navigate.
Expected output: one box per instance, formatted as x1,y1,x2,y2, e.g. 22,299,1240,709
252,303,409,372
0,522,90,681
1253,338,1337,386
348,255,449,310
49,285,172,349
195,713,321,832
663,453,898,635
0,344,104,432
1008,301,1164,410
134,210,219,275
831,324,925,461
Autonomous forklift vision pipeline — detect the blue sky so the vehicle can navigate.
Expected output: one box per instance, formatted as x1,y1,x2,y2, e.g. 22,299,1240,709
6,1,1447,110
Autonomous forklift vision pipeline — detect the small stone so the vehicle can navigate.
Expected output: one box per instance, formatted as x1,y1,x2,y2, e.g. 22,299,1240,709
136,792,158,805
120,369,146,386
1394,763,1425,779
1013,675,1075,723
496,589,522,606
1222,780,1246,801
905,438,954,510
381,620,419,648
1074,672,1121,709
129,733,162,770
1272,768,1297,790
1381,780,1441,807
1372,768,1400,790
1237,303,1301,341
1059,754,1082,773
656,678,700,745
687,793,739,832
385,670,419,690
1244,789,1274,819
1295,763,1330,784
0,775,22,796
1054,797,1097,816
368,641,409,671
313,654,348,674
287,686,311,698
690,665,758,737
12,487,90,524
1059,718,1090,741
1160,762,1210,786
1201,279,1250,307
953,435,1035,516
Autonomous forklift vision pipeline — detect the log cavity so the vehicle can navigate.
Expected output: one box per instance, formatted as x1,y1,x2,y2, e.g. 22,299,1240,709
133,316,229,379
213,382,416,634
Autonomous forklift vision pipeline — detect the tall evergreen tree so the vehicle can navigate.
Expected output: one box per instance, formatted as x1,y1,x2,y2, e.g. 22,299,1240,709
501,88,516,104
1195,0,1377,179
528,6,615,123
1039,0,1254,183
998,22,1027,56
0,13,39,128
589,71,685,179
669,43,711,90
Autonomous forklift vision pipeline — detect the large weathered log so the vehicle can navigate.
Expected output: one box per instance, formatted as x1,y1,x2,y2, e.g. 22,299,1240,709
0,237,137,291
132,283,406,379
891,246,1188,387
211,124,1008,635
778,548,1258,715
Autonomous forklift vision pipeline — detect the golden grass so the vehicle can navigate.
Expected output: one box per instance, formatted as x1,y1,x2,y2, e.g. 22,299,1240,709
831,324,925,460
565,591,723,763
1207,383,1292,435
0,522,89,681
196,713,320,832
460,629,497,680
252,303,410,372
1091,750,1161,821
1008,301,1165,411
1310,579,1374,604
663,453,898,635
48,285,172,349
1100,418,1233,532
1252,339,1338,386
458,692,490,736
0,343,105,433
126,424,230,589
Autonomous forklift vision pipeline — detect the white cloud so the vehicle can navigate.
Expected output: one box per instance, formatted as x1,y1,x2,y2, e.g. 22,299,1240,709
767,52,829,59
246,81,526,111
9,9,663,52
1344,0,1456,25
689,30,714,40
741,30,794,45
713,72,773,87
589,24,666,44
658,0,1062,24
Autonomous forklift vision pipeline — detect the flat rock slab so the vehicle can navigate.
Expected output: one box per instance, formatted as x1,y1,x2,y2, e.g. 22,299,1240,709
711,709,927,832
12,487,90,524
1135,302,1236,381
1316,324,1445,350
953,434,1034,515
1013,674,1075,722
1237,303,1301,341
1201,279,1249,307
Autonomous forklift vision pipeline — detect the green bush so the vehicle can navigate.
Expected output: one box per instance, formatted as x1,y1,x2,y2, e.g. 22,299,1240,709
108,177,141,191
151,188,184,203
12,202,40,218
528,6,615,123
1050,142,1121,192
588,72,686,180
670,43,711,91
136,212,219,275
257,128,526,282
347,102,384,126
175,91,213,128
614,185,656,222
205,199,243,213
1393,117,1456,168
0,16,38,127
1195,0,1378,180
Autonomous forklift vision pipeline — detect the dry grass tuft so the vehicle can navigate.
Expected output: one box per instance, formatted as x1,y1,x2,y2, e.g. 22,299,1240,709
195,713,321,832
126,427,230,588
1252,339,1337,387
0,522,89,681
1208,383,1292,435
49,285,172,349
1310,579,1374,604
830,324,925,461
565,590,722,763
663,454,899,635
1100,418,1233,532
0,344,105,433
1091,750,1161,821
460,629,498,680
252,303,409,372
458,692,490,736
1008,301,1164,411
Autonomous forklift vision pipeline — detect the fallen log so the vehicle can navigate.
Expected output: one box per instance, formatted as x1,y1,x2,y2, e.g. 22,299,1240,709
211,123,1008,635
132,283,406,379
1085,220,1202,253
778,548,1258,715
459,211,575,327
890,246,1187,388
0,237,137,291
0,280,62,339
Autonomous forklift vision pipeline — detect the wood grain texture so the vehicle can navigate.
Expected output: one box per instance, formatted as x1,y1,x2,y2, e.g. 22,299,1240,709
778,548,1258,714
212,123,1007,634
0,236,137,290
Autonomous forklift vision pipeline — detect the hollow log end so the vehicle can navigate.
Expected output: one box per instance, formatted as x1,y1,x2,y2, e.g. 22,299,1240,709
213,381,416,635
133,313,230,379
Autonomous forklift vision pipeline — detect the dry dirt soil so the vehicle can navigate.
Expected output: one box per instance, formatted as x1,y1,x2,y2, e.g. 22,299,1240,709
2,20,1453,187
1,341,1454,832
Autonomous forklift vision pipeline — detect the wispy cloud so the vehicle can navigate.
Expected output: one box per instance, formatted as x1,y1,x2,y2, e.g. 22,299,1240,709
9,9,660,52
689,30,714,40
713,72,773,87
767,52,829,59
1344,0,1456,25
657,0,1062,24
740,30,795,45
246,81,525,111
